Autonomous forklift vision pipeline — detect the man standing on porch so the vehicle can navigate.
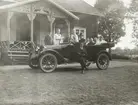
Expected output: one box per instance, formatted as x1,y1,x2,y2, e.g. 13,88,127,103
54,28,62,45
70,29,79,44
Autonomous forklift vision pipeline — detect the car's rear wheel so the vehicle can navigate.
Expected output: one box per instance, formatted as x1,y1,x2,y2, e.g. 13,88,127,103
96,53,109,70
39,53,57,73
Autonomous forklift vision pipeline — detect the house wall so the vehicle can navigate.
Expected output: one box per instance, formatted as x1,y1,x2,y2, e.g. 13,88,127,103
70,14,98,38
83,16,98,38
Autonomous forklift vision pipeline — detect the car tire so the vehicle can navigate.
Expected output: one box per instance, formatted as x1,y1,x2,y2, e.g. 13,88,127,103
39,53,57,73
29,59,39,69
96,53,109,70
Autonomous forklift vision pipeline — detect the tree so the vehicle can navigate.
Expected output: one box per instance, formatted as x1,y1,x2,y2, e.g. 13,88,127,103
95,0,126,43
128,0,138,46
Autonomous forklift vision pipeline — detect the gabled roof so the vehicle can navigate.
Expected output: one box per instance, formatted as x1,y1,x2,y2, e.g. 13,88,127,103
52,0,103,16
0,0,79,20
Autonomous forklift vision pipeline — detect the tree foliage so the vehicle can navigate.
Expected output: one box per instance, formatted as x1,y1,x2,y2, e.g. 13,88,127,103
95,0,126,43
128,0,138,46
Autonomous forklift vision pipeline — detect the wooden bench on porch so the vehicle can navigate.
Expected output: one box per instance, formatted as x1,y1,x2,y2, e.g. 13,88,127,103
0,41,33,65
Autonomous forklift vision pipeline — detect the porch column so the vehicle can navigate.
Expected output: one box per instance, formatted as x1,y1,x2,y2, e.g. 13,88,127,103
27,13,36,42
65,19,71,38
47,16,55,36
7,12,13,41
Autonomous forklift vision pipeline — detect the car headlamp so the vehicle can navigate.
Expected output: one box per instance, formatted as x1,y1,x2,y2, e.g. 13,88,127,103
35,46,40,52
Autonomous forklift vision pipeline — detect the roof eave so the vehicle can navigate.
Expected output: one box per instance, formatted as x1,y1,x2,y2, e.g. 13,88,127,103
0,0,39,10
0,0,79,20
71,10,104,17
47,0,79,20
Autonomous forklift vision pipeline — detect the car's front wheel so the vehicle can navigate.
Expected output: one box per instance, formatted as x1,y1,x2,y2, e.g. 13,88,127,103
96,53,109,70
29,59,39,69
39,53,57,73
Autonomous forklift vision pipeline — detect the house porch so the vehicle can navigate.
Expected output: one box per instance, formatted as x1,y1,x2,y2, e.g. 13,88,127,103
0,0,77,65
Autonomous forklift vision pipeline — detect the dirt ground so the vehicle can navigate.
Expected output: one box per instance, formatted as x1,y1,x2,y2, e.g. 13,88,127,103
0,60,138,105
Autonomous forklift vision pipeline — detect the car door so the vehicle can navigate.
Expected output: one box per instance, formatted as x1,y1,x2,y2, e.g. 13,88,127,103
85,45,106,61
56,44,75,59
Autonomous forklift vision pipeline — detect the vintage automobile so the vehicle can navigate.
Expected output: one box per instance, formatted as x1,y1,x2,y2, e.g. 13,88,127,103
28,42,114,73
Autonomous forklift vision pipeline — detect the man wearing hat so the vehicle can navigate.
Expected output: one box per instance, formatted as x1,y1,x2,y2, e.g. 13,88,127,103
73,38,88,74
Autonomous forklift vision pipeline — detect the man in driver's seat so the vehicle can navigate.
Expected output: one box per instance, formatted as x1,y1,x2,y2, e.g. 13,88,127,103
74,38,88,74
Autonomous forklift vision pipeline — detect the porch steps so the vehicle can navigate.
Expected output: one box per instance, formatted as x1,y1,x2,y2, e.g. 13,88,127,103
8,51,29,65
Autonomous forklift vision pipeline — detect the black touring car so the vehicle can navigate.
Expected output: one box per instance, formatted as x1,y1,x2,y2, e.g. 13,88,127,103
29,42,114,73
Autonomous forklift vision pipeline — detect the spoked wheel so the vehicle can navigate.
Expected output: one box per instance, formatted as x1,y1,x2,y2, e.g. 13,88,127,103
96,53,110,70
39,53,57,73
29,59,39,69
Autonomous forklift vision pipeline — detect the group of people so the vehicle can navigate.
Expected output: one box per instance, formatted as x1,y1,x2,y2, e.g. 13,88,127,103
44,28,107,74
70,29,85,43
44,28,63,45
44,28,107,46
70,30,107,46
44,28,86,45
69,31,107,74
85,35,107,46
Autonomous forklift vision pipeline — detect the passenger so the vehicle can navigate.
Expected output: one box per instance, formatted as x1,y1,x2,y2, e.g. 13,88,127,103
93,37,98,44
76,30,80,39
85,38,90,45
70,29,79,44
96,35,107,45
87,38,95,45
79,32,84,41
53,28,62,45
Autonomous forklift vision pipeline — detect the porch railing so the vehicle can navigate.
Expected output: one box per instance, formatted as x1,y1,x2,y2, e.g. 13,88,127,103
0,41,35,65
9,41,34,51
0,41,34,51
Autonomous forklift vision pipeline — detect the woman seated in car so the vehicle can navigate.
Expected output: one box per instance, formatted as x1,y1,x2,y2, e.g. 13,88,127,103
87,38,95,45
95,35,107,45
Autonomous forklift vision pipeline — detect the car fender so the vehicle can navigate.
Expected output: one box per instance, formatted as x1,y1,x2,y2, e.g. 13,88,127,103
39,49,65,64
96,50,112,60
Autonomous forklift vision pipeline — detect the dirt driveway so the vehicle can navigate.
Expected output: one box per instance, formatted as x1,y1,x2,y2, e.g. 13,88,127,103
0,60,138,105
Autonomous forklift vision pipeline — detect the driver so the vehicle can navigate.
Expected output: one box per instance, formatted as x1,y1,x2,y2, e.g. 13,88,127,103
70,29,79,44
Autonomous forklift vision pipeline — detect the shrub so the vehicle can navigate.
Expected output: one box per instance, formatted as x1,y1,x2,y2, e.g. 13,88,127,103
133,56,138,61
112,54,130,60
